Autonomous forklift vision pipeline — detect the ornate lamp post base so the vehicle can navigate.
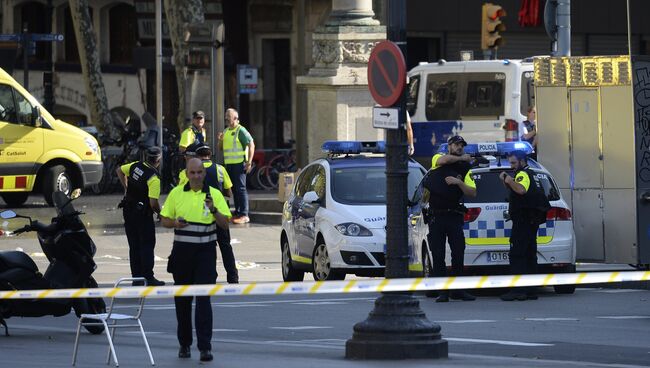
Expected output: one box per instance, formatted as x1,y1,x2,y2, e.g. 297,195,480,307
345,293,448,359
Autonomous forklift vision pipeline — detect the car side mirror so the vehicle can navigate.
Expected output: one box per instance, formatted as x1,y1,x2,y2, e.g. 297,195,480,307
303,191,320,204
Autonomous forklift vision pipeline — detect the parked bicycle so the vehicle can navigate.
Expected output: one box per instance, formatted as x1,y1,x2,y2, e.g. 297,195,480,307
252,149,297,190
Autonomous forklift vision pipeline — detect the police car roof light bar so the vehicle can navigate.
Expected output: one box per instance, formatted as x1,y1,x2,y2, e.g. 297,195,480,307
321,141,386,155
438,141,533,157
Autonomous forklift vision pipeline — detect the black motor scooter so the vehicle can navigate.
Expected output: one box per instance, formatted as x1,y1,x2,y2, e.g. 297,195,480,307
0,190,106,336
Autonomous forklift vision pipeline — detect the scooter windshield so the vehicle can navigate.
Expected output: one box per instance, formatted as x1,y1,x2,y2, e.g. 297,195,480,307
52,191,76,216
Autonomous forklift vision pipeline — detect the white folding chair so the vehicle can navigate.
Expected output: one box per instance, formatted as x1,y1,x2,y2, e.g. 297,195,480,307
72,277,155,367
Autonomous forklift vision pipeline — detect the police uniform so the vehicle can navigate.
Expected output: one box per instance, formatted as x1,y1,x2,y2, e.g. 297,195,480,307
178,157,239,283
423,153,476,280
507,165,550,276
161,183,231,355
179,125,206,151
120,160,161,284
179,111,207,152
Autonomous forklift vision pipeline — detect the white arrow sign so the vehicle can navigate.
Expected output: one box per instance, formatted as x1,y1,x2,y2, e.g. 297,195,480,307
372,107,399,130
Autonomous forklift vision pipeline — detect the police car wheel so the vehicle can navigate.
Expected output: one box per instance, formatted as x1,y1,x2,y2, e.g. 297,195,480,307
422,245,433,278
422,244,438,298
281,237,304,282
312,242,345,281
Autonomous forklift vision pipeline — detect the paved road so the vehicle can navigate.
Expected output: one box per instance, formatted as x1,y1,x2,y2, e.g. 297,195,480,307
2,194,649,367
2,288,650,367
1,193,285,285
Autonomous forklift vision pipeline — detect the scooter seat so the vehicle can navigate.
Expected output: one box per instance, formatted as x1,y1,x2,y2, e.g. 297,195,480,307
0,251,39,273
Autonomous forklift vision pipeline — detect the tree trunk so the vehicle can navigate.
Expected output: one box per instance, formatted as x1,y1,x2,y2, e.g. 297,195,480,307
68,0,120,141
164,0,204,133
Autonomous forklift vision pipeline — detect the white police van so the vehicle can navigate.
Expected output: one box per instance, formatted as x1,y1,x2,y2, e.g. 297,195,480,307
407,59,534,162
408,142,577,294
280,141,426,281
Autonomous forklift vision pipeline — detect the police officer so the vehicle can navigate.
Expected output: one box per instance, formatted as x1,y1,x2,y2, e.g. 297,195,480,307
116,146,165,286
422,135,477,302
178,144,239,283
161,158,231,362
179,110,207,153
499,150,550,301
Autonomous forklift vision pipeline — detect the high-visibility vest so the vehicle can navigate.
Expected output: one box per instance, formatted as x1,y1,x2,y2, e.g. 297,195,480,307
223,125,246,164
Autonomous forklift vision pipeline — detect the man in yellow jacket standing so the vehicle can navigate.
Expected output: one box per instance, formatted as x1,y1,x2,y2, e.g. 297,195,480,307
218,108,255,224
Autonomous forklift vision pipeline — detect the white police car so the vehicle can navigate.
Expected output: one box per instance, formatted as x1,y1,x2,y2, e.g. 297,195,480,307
280,141,426,281
409,142,577,294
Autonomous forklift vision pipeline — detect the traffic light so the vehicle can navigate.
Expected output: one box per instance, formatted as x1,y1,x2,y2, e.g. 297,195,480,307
481,3,506,50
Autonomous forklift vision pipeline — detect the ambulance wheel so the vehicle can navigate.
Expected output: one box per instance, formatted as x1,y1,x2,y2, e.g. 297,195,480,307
1,193,29,207
281,235,304,282
312,241,345,281
43,165,72,206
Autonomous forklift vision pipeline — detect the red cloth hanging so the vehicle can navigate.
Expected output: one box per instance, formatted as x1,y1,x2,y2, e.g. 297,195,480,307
518,0,540,27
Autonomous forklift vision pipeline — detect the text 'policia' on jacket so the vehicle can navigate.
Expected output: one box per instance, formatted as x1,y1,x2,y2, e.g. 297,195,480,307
0,67,102,207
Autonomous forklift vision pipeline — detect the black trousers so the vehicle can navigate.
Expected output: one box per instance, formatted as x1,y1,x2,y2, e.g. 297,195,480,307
426,212,466,277
509,217,540,275
169,243,217,351
216,226,238,282
123,208,156,279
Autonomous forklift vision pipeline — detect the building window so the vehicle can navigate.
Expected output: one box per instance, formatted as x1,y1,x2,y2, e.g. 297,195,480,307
17,1,47,62
109,3,136,64
62,6,94,63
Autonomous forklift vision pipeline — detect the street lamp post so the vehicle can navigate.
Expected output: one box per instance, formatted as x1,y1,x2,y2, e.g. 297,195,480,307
345,0,448,360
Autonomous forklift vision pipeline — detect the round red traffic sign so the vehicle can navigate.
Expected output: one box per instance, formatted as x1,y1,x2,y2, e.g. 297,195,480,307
367,41,407,107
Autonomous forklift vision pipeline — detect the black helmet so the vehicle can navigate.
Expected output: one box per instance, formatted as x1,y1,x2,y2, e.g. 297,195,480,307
447,135,467,146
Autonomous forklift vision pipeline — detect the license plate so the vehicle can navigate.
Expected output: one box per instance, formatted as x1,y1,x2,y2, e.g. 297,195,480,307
486,251,509,263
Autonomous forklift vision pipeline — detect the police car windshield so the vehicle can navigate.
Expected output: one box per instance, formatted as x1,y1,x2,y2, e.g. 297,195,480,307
464,170,560,203
332,166,424,205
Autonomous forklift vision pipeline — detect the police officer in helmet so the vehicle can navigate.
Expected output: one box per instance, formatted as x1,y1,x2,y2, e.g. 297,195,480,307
499,150,550,301
116,146,165,286
422,135,477,302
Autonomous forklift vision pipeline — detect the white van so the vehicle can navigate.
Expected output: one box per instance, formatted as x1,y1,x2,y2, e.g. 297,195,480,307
407,59,534,161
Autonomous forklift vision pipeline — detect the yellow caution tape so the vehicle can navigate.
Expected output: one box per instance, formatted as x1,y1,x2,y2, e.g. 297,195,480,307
0,271,647,300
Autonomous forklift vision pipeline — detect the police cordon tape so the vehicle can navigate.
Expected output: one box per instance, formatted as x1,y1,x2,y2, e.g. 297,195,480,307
1,271,649,300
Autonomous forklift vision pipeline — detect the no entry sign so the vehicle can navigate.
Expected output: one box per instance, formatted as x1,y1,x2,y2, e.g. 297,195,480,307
367,41,407,107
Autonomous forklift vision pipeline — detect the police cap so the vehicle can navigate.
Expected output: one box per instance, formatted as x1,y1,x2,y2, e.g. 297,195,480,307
145,146,162,160
195,144,212,156
184,143,200,156
447,135,467,146
192,110,205,119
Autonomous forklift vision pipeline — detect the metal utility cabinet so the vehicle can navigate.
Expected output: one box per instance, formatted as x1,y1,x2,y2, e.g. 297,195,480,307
534,55,650,265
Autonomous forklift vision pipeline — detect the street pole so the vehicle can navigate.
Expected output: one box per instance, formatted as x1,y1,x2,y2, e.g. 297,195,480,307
210,24,217,156
43,0,54,113
345,0,448,360
155,0,164,169
22,24,29,90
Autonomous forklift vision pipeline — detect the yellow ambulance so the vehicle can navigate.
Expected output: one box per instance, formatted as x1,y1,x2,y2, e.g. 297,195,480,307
0,68,102,206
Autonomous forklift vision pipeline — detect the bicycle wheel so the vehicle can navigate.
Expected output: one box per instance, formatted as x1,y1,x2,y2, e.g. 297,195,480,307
265,165,280,189
256,165,274,190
